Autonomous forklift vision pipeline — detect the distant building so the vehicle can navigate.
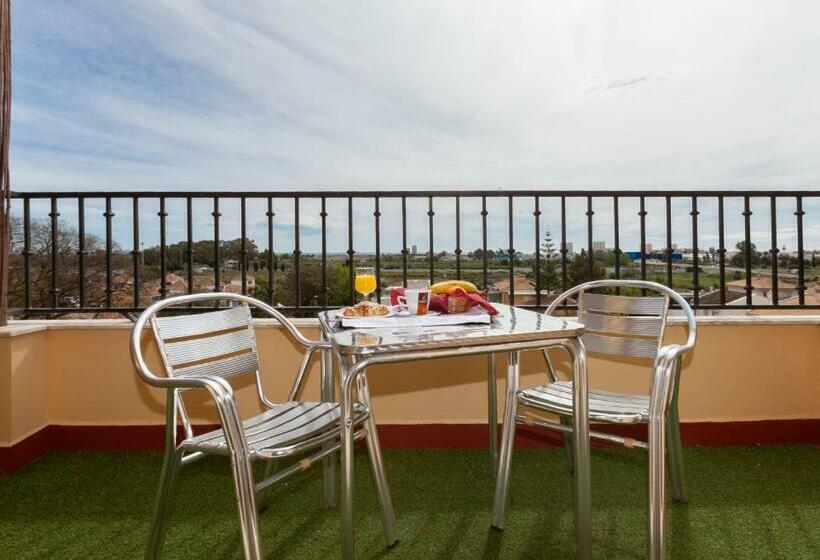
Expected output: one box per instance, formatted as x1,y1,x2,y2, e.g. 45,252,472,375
726,274,798,300
626,251,682,261
592,241,606,252
493,274,536,305
411,244,418,255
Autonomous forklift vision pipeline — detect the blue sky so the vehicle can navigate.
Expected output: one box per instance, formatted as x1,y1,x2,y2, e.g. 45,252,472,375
9,1,820,252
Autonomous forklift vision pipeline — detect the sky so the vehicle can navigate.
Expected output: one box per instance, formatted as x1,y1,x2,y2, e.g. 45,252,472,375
8,1,820,253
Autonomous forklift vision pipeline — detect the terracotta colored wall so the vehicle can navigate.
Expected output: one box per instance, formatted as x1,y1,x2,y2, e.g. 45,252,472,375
0,330,50,444
0,319,818,446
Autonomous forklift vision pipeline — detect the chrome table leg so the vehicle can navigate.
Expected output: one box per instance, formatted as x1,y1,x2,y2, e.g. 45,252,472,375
356,370,398,547
340,354,356,560
321,331,337,508
490,350,520,529
487,353,498,472
567,339,591,560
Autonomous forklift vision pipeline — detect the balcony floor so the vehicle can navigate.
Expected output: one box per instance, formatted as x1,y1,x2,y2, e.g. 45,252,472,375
1,446,817,559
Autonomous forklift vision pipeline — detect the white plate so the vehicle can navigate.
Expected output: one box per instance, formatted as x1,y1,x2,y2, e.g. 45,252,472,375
334,306,396,320
395,310,441,317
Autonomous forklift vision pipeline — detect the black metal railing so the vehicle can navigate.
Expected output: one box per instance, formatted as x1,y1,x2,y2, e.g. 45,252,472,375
7,189,820,317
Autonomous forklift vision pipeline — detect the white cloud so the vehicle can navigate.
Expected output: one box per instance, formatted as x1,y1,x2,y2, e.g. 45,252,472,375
9,0,820,190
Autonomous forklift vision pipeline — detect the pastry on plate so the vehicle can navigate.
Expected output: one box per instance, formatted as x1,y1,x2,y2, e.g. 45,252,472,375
341,301,391,317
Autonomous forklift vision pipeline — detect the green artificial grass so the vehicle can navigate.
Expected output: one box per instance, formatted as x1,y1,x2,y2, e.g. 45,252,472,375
1,446,818,559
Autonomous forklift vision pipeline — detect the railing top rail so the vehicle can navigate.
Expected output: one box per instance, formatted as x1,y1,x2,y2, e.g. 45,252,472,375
9,189,820,199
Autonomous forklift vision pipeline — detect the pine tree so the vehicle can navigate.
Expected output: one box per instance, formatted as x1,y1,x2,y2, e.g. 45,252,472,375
539,229,560,293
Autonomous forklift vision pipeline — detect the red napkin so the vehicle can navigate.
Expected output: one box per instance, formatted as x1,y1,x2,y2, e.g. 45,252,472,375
447,287,499,316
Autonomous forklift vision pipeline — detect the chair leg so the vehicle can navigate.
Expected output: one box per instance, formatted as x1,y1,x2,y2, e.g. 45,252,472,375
491,351,521,530
230,452,263,560
256,459,278,511
559,415,575,474
145,447,182,560
667,406,687,503
647,415,667,560
357,374,399,547
321,344,337,509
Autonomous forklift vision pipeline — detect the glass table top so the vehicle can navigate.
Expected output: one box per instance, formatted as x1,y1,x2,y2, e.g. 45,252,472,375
318,304,584,356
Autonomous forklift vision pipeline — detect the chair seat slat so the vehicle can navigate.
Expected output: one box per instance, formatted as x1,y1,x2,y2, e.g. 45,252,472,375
181,401,369,458
519,381,648,423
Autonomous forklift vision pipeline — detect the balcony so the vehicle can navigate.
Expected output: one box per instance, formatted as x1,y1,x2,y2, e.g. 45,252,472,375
1,189,819,560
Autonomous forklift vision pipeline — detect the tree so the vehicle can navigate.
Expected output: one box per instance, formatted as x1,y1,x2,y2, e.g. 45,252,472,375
568,250,606,286
7,216,127,309
539,229,560,293
730,241,761,268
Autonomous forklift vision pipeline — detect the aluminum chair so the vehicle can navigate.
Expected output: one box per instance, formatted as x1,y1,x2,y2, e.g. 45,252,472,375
491,280,697,560
130,293,396,560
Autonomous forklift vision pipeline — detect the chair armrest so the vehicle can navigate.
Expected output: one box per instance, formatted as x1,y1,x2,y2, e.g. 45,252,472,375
648,344,690,416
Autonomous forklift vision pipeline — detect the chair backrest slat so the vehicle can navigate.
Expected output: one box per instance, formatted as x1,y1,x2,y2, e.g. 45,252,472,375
152,304,259,381
582,332,660,359
578,291,669,361
153,306,251,339
578,310,664,337
162,328,256,368
581,292,666,316
172,351,260,379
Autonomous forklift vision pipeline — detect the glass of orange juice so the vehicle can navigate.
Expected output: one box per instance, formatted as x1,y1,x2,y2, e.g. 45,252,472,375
354,266,377,302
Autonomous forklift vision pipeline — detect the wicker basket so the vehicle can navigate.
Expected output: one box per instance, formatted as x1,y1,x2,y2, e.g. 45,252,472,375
447,292,484,314
446,294,472,314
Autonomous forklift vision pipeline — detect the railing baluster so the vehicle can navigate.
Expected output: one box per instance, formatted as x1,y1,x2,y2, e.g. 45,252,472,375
613,196,620,295
743,196,752,305
77,197,85,308
49,196,59,309
213,196,221,293
266,197,274,305
347,196,354,304
428,196,435,285
691,196,700,308
533,196,541,307
374,197,381,301
560,196,567,294
639,196,647,282
586,196,593,281
770,196,778,306
158,196,167,300
240,196,247,295
294,197,301,308
132,196,140,308
795,195,805,305
665,196,673,288
718,196,726,305
481,196,488,291
104,196,113,308
186,197,193,295
321,197,328,307
508,195,515,302
401,196,408,288
455,196,462,280
23,197,31,309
